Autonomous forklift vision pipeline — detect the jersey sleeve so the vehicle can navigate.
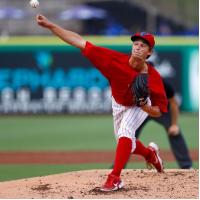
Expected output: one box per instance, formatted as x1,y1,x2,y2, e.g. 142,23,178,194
81,41,118,79
149,70,168,113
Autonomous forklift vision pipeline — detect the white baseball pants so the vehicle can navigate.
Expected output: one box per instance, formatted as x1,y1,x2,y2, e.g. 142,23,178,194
112,97,151,152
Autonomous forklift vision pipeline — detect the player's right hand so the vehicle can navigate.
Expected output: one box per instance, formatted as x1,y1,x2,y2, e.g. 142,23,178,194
36,14,53,28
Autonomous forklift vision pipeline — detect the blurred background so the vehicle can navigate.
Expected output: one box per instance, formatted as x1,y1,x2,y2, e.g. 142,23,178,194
0,0,198,36
0,0,198,181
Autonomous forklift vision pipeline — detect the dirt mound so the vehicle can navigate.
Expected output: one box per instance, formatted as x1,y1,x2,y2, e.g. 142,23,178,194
0,169,198,199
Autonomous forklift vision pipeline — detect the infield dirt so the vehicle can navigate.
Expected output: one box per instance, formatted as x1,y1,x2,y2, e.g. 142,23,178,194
0,169,198,199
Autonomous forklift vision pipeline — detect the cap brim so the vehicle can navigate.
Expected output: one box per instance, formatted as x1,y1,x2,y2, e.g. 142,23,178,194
131,36,151,47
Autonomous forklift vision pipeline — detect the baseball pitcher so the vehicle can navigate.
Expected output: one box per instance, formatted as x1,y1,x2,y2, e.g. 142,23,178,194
36,15,168,192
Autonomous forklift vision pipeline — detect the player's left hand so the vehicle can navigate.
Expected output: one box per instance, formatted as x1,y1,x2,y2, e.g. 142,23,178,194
131,73,149,107
168,124,179,136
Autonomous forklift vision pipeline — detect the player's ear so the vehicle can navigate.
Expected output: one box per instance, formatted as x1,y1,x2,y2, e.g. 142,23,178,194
147,48,153,57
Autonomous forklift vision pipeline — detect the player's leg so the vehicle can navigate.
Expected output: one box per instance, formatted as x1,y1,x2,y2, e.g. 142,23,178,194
109,117,151,169
112,99,162,172
132,140,164,172
100,98,133,191
153,113,193,169
114,98,163,173
101,98,163,191
110,104,150,177
101,98,150,191
110,117,151,170
125,103,164,172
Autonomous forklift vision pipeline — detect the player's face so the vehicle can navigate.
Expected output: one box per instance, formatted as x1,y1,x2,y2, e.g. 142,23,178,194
131,39,152,60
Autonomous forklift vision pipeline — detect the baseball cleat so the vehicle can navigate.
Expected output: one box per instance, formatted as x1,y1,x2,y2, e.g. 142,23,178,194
146,142,164,172
100,174,124,192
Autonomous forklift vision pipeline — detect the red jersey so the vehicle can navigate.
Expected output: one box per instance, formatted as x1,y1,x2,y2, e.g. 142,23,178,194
82,41,168,113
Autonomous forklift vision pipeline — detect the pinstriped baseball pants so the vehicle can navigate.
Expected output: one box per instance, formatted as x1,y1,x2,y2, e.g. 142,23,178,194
112,97,151,153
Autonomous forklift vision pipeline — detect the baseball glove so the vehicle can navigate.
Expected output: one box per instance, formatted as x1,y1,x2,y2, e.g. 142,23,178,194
131,73,149,107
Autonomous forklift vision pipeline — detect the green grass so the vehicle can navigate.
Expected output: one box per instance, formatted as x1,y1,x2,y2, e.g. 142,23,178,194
126,161,199,170
0,113,198,181
0,161,198,182
138,113,199,149
0,113,198,151
0,115,115,151
0,163,110,182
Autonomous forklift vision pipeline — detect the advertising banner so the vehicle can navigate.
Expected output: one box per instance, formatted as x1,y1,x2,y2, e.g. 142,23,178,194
182,47,199,111
0,44,198,114
0,46,111,113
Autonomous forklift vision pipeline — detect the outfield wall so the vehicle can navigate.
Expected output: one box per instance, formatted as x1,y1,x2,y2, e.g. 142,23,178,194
0,36,198,113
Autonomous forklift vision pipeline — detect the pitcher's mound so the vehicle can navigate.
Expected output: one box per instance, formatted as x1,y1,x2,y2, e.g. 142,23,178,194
0,169,198,199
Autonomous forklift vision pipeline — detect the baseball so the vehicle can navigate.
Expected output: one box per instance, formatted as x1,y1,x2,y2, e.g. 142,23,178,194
30,0,39,8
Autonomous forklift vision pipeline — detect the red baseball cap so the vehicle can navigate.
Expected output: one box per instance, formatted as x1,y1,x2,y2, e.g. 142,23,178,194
131,32,155,49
